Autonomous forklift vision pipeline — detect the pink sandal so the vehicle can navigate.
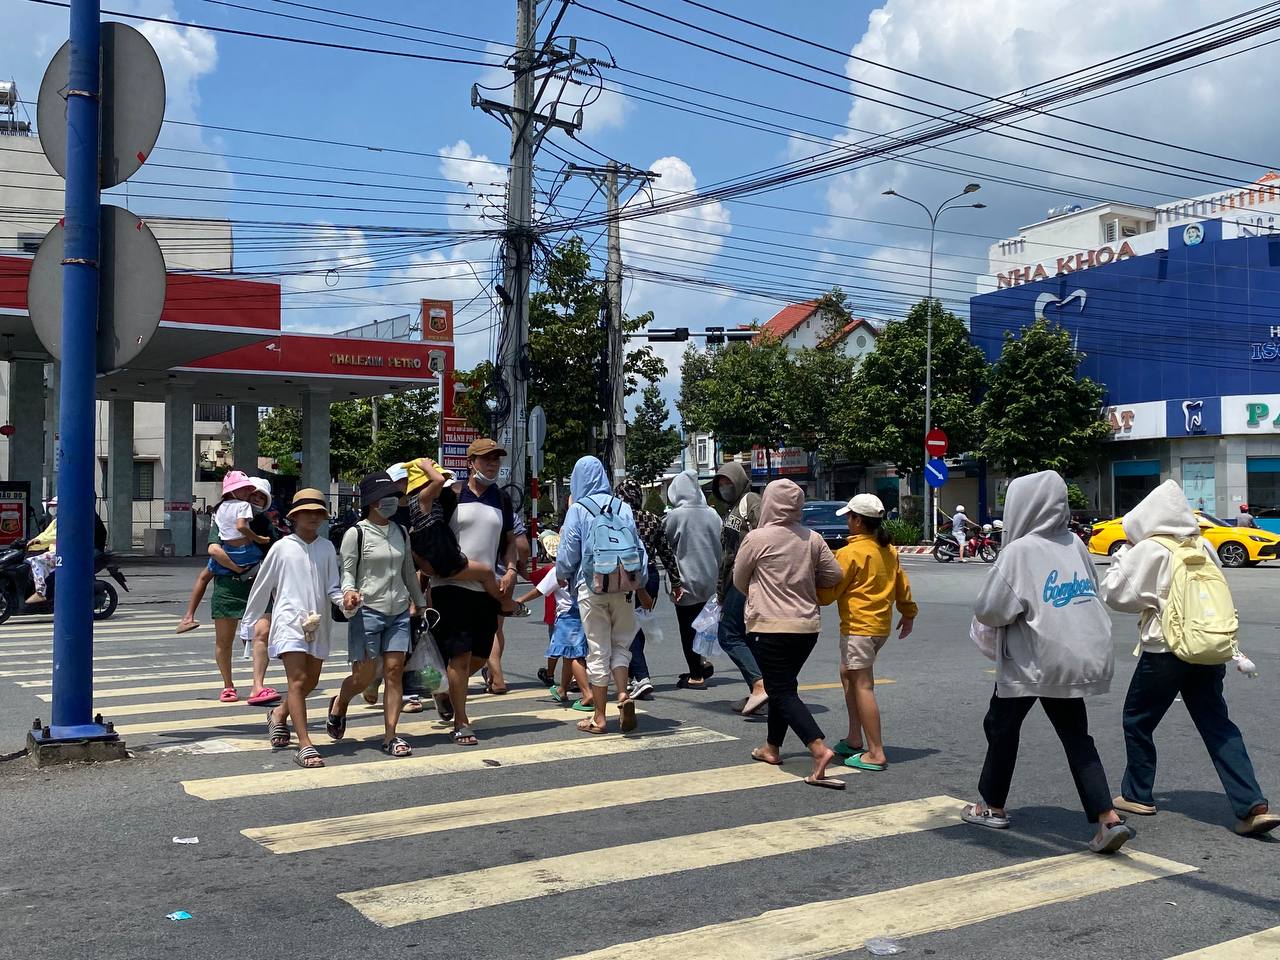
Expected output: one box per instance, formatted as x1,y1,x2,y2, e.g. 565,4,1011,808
246,687,280,706
219,687,239,703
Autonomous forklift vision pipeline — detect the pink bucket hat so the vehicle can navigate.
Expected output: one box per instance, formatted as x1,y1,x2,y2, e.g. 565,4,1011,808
221,470,255,497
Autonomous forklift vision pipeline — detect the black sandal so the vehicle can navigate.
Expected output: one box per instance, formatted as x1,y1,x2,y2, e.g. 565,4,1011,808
381,736,412,758
267,708,290,748
676,674,707,689
326,696,346,741
434,693,454,722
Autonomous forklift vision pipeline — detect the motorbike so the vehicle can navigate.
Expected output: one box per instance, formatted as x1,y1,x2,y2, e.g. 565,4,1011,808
1069,518,1094,546
932,531,960,562
969,525,1000,563
0,541,129,625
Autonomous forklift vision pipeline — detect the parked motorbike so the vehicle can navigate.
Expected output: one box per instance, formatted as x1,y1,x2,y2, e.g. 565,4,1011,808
932,531,960,562
0,541,129,624
969,525,1000,563
1069,518,1094,546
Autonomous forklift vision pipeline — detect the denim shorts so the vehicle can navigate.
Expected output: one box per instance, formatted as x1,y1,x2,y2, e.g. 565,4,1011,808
347,606,412,663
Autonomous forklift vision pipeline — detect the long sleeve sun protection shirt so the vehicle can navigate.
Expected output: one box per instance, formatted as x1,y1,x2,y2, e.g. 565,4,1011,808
556,456,648,595
818,535,918,637
340,519,426,616
974,470,1113,699
732,479,843,634
663,470,724,606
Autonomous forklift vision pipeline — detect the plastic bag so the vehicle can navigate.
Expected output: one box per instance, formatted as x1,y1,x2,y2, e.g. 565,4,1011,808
634,606,663,645
691,597,722,658
405,623,448,694
970,616,999,662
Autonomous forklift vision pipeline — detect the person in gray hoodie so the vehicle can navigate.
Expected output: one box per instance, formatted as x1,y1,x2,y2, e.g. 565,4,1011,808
1100,479,1278,837
664,470,724,688
714,460,768,715
964,470,1134,853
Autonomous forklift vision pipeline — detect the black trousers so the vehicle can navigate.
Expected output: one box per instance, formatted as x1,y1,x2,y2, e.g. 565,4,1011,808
676,601,707,678
978,690,1114,823
753,632,822,749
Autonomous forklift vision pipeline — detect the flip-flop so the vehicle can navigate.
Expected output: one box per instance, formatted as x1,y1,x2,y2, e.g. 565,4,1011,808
804,775,847,790
832,738,864,759
434,694,454,722
618,699,637,733
266,709,290,748
293,745,324,769
452,725,478,746
326,696,346,741
219,687,239,703
549,685,571,704
751,747,782,765
401,696,424,713
381,736,412,758
246,688,280,707
174,621,200,635
1090,820,1135,854
576,718,608,735
961,803,1010,829
537,667,554,686
844,755,886,772
571,700,596,712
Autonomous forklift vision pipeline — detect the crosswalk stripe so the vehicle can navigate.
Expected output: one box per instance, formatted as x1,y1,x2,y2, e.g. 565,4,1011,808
0,654,209,676
118,701,632,739
1166,926,1280,958
0,619,190,642
340,794,965,927
92,687,350,718
0,631,204,652
34,675,346,702
243,758,859,855
554,851,1196,960
183,725,734,800
17,668,237,687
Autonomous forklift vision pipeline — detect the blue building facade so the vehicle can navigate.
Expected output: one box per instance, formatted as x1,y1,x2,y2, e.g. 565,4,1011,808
970,219,1280,520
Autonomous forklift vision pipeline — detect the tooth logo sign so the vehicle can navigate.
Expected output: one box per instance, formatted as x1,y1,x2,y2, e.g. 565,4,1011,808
1183,399,1205,433
1035,289,1087,322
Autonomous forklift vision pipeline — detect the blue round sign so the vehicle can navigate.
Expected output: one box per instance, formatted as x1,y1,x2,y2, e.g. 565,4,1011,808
925,458,949,488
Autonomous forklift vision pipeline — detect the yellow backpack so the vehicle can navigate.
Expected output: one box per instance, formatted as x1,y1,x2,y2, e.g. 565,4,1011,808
1153,536,1239,665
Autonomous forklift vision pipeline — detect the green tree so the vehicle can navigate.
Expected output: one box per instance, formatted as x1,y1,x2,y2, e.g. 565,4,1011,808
626,384,683,486
836,299,987,473
977,318,1111,476
813,285,855,341
685,334,794,453
786,345,860,467
258,406,301,476
676,345,714,434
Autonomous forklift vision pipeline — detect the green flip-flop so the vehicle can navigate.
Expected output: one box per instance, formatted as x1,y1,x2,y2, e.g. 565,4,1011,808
571,700,597,712
844,754,887,772
833,739,865,759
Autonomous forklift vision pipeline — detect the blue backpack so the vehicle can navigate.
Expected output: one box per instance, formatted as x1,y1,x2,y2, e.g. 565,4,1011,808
581,496,644,594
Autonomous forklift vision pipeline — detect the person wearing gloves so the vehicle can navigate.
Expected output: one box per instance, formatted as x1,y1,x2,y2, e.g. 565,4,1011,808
818,494,917,773
964,470,1134,854
556,456,649,736
661,471,725,691
733,479,845,789
244,489,346,770
1100,479,1278,837
713,460,768,715
326,471,428,759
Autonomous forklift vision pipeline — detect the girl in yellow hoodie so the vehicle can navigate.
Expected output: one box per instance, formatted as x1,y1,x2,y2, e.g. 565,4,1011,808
818,494,918,772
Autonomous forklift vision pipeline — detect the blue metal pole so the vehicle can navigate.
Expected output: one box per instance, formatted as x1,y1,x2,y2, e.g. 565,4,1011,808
49,0,108,739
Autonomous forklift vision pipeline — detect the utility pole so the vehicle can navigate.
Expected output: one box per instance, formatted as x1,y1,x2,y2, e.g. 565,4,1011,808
472,0,582,498
563,162,659,483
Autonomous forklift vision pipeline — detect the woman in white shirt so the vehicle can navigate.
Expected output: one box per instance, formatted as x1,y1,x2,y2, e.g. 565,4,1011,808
244,488,344,770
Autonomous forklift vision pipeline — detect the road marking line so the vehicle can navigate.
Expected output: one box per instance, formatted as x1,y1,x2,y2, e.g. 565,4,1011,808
0,631,205,652
118,701,633,739
340,794,965,927
183,725,733,800
798,680,895,691
17,668,247,687
90,687,351,717
1166,926,1280,958
0,619,191,643
34,675,347,702
555,851,1196,960
243,758,860,855
0,654,209,675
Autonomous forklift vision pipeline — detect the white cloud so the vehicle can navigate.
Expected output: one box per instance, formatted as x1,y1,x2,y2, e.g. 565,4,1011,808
580,87,629,135
438,139,507,232
818,0,1280,319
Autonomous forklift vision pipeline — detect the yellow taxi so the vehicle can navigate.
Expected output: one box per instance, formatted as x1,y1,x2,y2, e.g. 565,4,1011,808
1088,511,1280,568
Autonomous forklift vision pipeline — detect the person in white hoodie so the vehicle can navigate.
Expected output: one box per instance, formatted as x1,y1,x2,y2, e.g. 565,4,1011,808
663,470,724,690
964,471,1134,853
1100,479,1278,837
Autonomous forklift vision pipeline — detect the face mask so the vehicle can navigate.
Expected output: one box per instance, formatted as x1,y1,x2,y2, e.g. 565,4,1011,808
376,496,400,517
251,502,266,515
718,484,735,503
472,471,496,487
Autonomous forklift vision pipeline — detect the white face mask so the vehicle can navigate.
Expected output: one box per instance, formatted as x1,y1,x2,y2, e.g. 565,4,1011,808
472,471,496,487
376,496,400,517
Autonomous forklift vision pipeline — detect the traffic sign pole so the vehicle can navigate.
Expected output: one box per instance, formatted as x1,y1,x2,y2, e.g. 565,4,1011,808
47,0,112,742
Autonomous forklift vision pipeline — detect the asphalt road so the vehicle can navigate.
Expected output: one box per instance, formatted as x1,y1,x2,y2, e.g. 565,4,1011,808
0,555,1276,960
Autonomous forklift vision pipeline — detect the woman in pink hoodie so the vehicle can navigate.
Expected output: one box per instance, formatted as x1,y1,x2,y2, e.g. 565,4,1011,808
733,479,846,787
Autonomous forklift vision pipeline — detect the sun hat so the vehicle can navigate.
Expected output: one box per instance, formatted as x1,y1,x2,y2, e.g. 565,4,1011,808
248,477,271,498
221,470,255,497
287,488,330,518
836,493,886,518
467,437,507,458
359,471,401,508
403,457,454,495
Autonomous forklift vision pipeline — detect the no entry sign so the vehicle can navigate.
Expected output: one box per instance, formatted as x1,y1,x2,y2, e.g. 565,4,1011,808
925,427,948,458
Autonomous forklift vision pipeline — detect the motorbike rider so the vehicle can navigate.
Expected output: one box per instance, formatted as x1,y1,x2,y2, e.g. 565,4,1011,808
951,505,970,562
24,499,107,603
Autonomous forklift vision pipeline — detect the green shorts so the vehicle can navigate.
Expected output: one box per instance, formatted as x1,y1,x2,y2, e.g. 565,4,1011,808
211,574,252,621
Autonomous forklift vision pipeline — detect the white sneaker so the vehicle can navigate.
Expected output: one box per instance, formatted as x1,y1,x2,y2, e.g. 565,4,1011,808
630,677,655,700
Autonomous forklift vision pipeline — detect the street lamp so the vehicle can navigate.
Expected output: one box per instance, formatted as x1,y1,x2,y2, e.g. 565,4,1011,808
882,183,985,542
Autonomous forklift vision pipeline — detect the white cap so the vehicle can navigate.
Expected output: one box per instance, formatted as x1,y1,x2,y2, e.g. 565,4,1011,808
248,477,271,497
836,493,886,519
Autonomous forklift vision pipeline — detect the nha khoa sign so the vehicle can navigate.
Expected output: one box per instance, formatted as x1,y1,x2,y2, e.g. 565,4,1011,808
998,241,1137,289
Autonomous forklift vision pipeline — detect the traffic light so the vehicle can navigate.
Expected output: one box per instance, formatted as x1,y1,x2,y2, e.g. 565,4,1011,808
645,327,689,342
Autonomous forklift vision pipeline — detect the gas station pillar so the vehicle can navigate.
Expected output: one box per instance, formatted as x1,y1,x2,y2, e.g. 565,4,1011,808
301,387,331,501
232,402,259,475
7,359,46,495
163,382,194,556
105,399,133,551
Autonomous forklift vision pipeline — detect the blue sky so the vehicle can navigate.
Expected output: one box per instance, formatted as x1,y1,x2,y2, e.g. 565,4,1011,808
8,0,1280,393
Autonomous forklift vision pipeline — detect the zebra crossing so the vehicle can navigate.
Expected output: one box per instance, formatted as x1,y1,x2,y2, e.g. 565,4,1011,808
1,608,1275,959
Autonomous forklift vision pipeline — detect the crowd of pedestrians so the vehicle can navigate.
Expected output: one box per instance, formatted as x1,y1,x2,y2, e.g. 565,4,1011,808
173,441,1277,845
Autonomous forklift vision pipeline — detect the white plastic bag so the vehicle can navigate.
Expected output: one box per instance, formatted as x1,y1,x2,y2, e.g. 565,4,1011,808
405,620,448,693
634,606,663,644
691,597,722,658
970,616,999,662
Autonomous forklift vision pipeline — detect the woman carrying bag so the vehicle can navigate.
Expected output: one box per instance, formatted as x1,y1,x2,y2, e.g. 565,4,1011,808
327,471,427,758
